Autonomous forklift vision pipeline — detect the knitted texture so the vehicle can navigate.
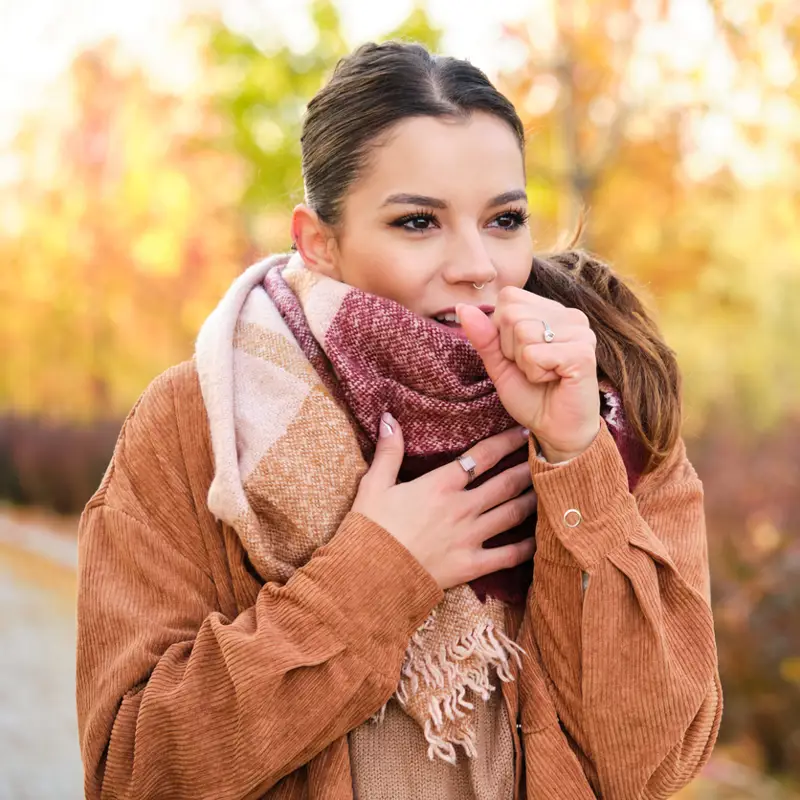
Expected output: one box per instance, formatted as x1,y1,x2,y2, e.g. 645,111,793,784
195,253,643,762
196,253,525,761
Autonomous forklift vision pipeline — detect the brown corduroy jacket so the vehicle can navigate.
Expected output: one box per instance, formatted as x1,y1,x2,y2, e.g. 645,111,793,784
76,361,722,799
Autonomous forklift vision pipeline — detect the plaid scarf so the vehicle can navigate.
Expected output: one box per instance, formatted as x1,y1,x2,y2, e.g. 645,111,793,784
195,252,639,762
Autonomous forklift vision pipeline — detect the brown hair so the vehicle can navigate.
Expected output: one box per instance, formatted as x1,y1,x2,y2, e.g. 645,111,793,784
301,41,681,472
526,245,681,472
301,41,524,225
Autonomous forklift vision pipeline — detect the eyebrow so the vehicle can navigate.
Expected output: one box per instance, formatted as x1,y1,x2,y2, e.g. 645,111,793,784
381,189,528,209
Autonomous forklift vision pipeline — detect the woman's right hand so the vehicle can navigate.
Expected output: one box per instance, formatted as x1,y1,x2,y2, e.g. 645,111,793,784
351,413,536,590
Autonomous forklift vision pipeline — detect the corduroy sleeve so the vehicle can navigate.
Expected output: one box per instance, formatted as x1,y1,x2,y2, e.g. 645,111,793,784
75,374,443,800
526,420,722,799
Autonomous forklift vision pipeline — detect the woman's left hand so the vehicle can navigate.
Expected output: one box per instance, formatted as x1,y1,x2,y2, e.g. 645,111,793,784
458,287,601,463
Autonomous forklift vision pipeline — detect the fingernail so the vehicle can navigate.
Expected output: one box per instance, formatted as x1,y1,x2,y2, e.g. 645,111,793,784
380,412,395,438
521,427,530,438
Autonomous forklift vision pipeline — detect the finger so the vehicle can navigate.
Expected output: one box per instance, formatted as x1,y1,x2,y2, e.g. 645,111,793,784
513,321,590,348
475,490,537,544
364,412,405,489
512,323,593,380
518,341,597,385
498,306,517,363
470,462,532,514
513,319,557,381
495,290,561,359
457,304,516,387
498,286,588,324
513,322,590,382
441,425,529,490
473,536,536,577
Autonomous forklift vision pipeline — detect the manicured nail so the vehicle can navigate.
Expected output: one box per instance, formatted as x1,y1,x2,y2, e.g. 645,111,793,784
380,412,395,438
521,428,530,438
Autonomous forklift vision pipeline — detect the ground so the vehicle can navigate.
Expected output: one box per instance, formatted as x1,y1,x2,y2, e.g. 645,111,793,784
0,510,82,799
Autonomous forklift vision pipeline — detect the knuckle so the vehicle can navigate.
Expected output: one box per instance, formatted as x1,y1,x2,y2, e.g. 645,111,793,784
569,307,590,326
514,319,538,344
492,429,514,451
578,341,597,364
505,500,527,528
470,438,489,464
498,546,522,571
521,344,538,366
429,478,452,505
498,285,521,304
513,540,534,566
500,470,520,497
503,306,524,328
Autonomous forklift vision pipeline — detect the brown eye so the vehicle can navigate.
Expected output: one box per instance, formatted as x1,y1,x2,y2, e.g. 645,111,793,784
390,211,439,232
490,209,530,231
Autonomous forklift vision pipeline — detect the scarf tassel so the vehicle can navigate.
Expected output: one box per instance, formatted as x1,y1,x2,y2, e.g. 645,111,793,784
374,619,525,763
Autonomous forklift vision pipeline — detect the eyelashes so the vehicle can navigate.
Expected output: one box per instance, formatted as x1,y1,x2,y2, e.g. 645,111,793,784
496,206,531,229
390,208,438,231
389,206,530,232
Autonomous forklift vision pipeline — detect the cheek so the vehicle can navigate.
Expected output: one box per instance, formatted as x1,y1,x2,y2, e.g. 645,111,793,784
495,239,534,289
338,233,432,304
370,256,433,307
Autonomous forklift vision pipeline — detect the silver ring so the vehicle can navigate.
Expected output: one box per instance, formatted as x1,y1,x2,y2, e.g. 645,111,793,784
472,282,485,290
564,509,582,528
456,454,477,483
542,319,555,343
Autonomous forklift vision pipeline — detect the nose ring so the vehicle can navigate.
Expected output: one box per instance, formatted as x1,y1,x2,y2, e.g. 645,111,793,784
472,282,485,290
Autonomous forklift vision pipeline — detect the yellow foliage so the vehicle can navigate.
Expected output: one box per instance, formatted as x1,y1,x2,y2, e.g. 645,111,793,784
2,2,799,435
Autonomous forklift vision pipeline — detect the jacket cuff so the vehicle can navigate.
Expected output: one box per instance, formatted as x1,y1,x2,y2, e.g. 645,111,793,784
529,420,639,571
286,511,444,678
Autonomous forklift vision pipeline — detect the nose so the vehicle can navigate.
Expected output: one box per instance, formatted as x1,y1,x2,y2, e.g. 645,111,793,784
441,229,497,288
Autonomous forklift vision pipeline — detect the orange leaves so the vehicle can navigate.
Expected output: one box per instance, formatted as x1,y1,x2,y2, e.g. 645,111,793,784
1,38,247,422
495,0,800,429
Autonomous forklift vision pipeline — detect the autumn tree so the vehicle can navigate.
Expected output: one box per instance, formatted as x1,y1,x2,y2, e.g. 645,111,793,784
0,1,441,421
497,0,800,431
0,43,248,421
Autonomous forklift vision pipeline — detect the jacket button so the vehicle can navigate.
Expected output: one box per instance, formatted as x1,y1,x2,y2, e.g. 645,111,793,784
564,508,582,528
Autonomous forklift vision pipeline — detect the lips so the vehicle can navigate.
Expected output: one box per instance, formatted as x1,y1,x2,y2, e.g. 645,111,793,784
430,305,495,324
428,305,494,339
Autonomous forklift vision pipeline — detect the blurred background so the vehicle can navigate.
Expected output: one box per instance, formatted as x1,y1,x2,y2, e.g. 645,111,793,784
1,0,799,797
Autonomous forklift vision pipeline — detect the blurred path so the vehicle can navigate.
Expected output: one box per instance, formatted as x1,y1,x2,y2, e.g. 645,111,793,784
0,512,82,800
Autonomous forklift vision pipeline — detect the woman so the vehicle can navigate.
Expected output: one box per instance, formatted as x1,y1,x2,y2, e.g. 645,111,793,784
76,41,721,799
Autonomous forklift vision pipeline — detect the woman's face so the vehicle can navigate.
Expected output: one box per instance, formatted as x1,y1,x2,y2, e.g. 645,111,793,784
294,112,534,333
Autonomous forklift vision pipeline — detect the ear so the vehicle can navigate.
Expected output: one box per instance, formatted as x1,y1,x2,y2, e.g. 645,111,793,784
291,204,341,280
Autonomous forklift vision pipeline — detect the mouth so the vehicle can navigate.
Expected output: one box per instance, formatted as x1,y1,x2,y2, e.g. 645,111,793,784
429,305,495,328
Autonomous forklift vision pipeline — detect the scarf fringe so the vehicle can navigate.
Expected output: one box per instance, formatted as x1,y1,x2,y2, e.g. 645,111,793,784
374,619,525,763
423,718,478,765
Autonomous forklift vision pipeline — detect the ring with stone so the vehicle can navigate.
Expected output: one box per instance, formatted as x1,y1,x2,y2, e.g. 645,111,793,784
456,454,477,484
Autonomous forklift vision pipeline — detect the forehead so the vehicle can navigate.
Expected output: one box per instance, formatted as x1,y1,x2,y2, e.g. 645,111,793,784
352,112,525,201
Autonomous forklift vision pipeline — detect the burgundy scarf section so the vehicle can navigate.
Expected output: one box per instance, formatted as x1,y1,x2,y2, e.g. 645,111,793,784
264,266,645,608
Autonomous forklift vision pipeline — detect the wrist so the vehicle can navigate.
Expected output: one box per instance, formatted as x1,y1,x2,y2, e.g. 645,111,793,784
535,420,602,464
538,444,582,464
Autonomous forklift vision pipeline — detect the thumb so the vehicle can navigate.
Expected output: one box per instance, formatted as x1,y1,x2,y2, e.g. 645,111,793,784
367,412,405,489
457,304,511,384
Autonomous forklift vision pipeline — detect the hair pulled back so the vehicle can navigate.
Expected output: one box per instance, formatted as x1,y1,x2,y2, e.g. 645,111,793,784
301,41,681,471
